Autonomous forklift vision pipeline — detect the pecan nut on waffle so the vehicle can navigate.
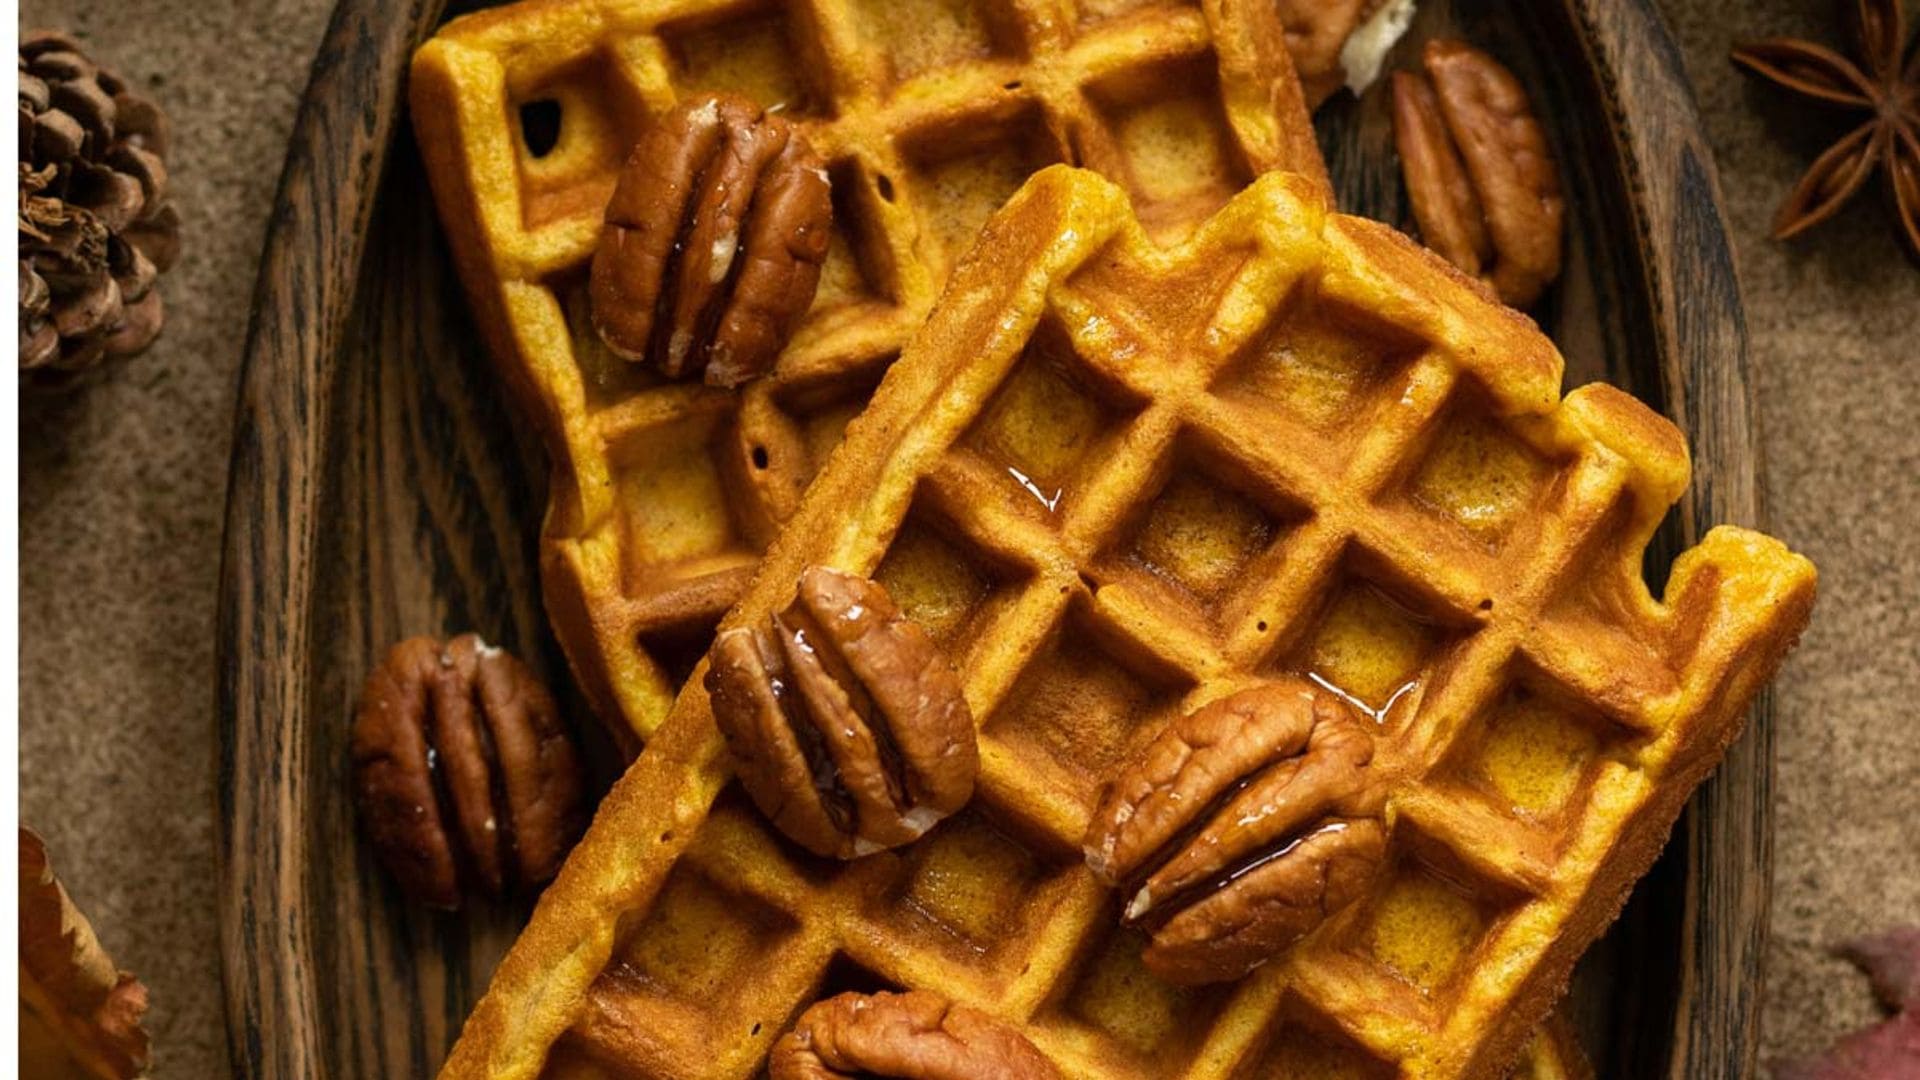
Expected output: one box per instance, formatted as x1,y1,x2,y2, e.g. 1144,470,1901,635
707,565,978,859
409,0,1328,753
435,169,1812,1079
588,95,834,388
1082,680,1392,986
760,992,1589,1080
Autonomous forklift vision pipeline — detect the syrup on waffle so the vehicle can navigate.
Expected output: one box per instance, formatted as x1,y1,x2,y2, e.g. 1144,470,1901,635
436,169,1813,1079
410,0,1328,751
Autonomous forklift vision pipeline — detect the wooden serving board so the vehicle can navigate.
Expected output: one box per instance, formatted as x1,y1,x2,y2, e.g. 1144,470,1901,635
216,1,1768,1077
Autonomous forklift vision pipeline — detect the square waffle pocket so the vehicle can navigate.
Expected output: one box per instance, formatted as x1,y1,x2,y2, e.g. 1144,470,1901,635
436,168,1813,1078
409,0,1329,752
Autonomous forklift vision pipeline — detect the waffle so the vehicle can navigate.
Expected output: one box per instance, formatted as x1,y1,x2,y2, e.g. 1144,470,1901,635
1512,1015,1590,1080
409,0,1328,752
435,168,1814,1079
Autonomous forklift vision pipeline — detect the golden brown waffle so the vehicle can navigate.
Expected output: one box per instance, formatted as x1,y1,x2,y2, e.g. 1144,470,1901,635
436,168,1814,1079
1515,1015,1593,1080
409,0,1328,752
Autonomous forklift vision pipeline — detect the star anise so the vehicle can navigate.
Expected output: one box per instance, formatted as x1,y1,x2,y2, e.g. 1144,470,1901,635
1732,0,1919,260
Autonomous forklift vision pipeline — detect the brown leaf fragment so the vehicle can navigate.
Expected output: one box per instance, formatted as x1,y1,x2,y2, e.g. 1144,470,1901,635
1773,1012,1920,1080
1840,927,1920,1013
1772,926,1920,1080
18,828,152,1079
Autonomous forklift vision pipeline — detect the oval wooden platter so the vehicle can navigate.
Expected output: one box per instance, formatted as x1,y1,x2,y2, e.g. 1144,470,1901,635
217,1,1768,1077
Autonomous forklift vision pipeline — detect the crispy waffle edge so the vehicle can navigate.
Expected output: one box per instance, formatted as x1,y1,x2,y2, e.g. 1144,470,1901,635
407,0,1335,758
430,166,1815,1080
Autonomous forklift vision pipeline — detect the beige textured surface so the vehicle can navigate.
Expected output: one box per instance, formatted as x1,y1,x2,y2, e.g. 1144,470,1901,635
18,2,337,1075
1669,2,1920,1068
14,1,1916,1077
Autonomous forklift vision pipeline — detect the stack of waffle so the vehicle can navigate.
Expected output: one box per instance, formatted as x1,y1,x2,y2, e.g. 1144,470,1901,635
411,0,1326,754
410,3,1813,1077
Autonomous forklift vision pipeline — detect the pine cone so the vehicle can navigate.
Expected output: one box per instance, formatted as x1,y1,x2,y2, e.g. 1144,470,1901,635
18,30,180,386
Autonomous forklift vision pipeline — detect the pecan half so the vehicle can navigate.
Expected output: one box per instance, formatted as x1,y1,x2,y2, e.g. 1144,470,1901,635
589,93,832,387
770,991,1060,1080
1082,679,1389,985
351,634,587,909
704,567,978,859
1392,40,1565,307
1391,70,1492,280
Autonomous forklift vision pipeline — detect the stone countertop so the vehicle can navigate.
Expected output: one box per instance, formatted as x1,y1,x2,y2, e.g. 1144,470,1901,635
18,1,1918,1076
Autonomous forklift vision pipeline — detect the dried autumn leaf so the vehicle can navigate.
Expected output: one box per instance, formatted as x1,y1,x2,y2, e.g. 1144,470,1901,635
1773,926,1920,1080
19,828,152,1079
1841,927,1920,1012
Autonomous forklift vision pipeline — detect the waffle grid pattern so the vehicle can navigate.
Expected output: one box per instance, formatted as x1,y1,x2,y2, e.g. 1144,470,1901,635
438,170,1812,1080
410,0,1325,748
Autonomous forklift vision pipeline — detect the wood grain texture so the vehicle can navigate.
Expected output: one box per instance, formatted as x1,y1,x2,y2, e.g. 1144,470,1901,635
215,1,1768,1077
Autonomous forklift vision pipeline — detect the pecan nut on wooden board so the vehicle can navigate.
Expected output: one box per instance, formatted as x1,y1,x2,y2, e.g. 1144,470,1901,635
1393,39,1567,307
351,634,587,910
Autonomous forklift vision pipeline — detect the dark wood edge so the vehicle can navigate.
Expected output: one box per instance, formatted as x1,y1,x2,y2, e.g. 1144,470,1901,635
1570,1,1770,1077
215,1,447,1077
